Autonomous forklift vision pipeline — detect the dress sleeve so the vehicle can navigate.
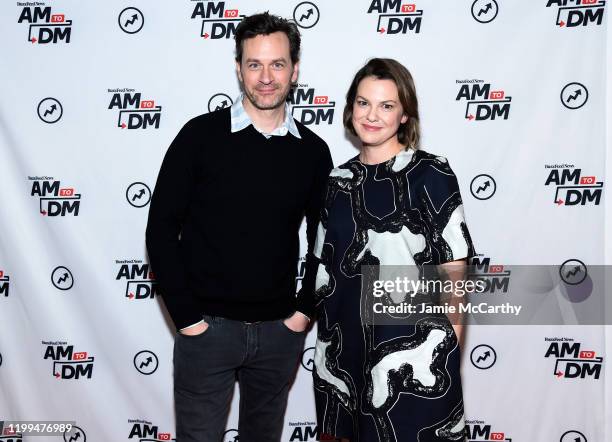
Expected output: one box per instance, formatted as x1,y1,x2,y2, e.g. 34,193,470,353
420,156,476,265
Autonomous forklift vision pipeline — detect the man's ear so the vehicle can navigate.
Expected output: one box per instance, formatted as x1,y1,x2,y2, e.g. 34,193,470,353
291,61,300,84
235,60,243,83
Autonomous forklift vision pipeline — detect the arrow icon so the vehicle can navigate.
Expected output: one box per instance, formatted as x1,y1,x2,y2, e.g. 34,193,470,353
378,27,386,34
478,3,492,16
121,123,127,129
57,272,69,284
44,104,57,117
140,356,153,368
476,350,491,363
31,37,38,43
132,188,146,201
55,372,61,378
40,209,47,215
566,89,582,102
128,292,135,299
125,14,139,27
565,266,582,278
555,198,564,205
555,370,564,378
476,180,490,193
558,20,566,27
215,100,228,111
203,32,209,39
466,114,475,120
300,8,313,22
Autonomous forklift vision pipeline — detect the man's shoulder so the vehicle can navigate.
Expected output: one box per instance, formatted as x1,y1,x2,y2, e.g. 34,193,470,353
182,107,231,134
292,119,331,160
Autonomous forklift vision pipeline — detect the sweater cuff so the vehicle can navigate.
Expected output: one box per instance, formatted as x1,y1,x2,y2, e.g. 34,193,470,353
159,292,203,331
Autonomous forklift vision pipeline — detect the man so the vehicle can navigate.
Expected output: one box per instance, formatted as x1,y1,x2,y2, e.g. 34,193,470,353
145,12,333,442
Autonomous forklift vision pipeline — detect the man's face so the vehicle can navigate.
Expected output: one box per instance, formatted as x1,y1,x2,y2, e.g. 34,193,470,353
236,32,298,111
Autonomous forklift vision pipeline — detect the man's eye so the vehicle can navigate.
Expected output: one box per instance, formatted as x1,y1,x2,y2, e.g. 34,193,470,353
248,63,260,69
273,63,285,69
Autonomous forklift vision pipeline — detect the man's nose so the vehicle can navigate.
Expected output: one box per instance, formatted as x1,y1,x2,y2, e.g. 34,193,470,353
259,66,273,84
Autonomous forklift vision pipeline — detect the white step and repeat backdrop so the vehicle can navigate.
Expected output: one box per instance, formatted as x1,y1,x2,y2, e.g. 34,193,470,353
1,1,610,441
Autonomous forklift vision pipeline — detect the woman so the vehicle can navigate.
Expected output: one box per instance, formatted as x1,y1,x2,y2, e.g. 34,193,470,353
312,58,476,442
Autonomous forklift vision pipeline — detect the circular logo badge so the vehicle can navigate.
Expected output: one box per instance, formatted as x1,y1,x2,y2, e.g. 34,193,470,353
559,259,587,286
293,2,320,29
126,182,151,208
470,174,496,200
134,350,159,375
223,429,239,442
560,430,587,442
301,346,315,371
207,93,233,113
63,425,86,442
52,266,74,291
560,82,588,110
471,0,499,24
37,97,63,124
470,344,497,369
118,7,144,34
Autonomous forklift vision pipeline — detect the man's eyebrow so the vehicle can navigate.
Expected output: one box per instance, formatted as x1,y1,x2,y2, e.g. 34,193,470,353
244,58,288,63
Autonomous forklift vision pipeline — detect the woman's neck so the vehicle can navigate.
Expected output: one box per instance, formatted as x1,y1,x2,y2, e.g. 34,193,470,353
359,139,406,165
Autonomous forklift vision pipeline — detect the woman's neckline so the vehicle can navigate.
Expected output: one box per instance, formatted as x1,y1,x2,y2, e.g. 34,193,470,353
356,147,417,167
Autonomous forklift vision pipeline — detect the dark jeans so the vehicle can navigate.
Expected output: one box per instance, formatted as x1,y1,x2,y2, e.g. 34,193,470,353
173,314,306,442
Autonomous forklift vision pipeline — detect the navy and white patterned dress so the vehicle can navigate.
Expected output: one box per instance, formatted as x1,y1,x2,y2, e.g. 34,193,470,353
312,148,476,442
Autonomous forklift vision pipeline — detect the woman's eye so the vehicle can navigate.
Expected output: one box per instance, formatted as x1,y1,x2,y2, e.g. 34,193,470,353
357,100,368,107
382,104,393,110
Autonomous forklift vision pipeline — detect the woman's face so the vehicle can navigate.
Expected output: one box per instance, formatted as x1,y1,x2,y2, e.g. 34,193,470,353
351,76,408,148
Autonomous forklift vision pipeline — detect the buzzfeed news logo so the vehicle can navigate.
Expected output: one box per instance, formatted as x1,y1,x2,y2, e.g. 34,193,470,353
469,255,511,295
288,421,318,441
465,419,511,441
128,419,174,442
17,3,72,44
544,164,603,205
0,270,9,298
367,0,423,34
546,0,605,27
43,340,94,380
190,1,245,39
108,88,162,129
456,79,512,121
116,259,157,300
544,337,603,379
287,84,335,125
29,176,81,216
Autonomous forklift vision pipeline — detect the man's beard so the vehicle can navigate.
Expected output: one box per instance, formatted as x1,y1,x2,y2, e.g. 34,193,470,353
242,83,290,110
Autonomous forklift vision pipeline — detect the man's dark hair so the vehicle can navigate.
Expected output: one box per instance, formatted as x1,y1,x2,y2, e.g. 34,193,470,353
234,12,301,64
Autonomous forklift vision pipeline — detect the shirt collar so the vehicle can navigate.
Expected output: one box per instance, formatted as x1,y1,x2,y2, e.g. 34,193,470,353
230,93,301,139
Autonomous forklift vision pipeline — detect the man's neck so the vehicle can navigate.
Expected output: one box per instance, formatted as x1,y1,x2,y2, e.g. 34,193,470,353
242,96,286,134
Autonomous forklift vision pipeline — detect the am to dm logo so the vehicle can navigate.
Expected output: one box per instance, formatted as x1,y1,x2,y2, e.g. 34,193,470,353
29,176,81,216
128,419,174,441
287,84,335,125
17,4,72,44
116,260,157,300
43,341,94,380
465,419,511,441
544,337,603,379
190,1,244,39
544,164,603,206
288,421,318,441
366,0,423,34
456,79,512,121
0,270,10,298
469,256,511,294
108,88,162,129
545,0,605,27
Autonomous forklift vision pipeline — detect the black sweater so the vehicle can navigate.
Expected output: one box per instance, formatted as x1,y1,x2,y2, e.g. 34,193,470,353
145,108,333,330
